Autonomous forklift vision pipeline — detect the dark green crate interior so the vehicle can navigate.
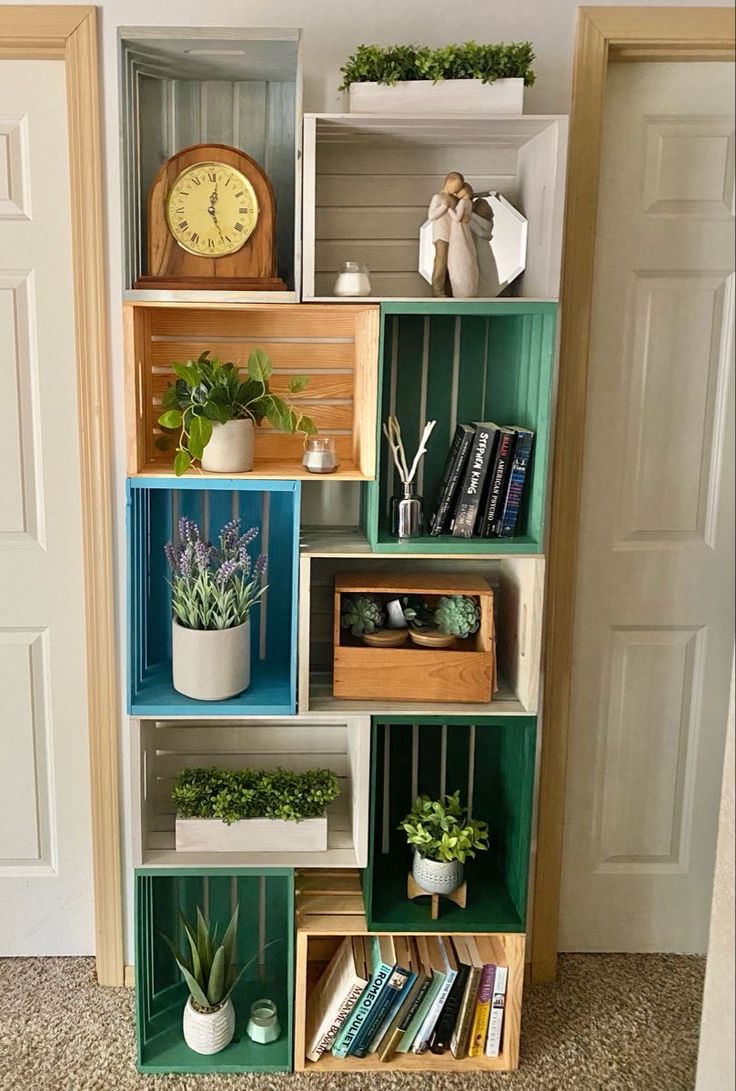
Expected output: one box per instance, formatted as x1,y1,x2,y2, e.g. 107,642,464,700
364,716,536,932
363,302,557,554
135,869,293,1073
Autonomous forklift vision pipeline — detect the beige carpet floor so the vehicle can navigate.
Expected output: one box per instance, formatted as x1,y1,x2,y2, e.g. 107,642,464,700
0,954,704,1091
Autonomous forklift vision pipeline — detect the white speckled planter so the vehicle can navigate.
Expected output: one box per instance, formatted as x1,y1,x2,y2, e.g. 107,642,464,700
182,996,235,1055
412,850,464,895
201,419,254,473
172,618,250,701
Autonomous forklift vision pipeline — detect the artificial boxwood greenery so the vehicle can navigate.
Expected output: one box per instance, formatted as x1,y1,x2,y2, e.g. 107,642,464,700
339,41,536,91
172,766,340,825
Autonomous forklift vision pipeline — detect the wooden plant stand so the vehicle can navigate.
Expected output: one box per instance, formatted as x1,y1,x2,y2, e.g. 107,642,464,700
407,872,468,920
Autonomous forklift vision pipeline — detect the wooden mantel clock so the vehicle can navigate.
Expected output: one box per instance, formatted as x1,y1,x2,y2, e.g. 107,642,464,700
136,143,286,291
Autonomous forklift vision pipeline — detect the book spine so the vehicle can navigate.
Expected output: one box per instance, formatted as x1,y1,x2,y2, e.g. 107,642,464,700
396,975,442,1053
430,964,469,1053
378,976,429,1063
480,430,513,537
468,964,496,1058
497,431,534,538
412,969,457,1054
308,980,365,1061
430,427,474,536
485,966,509,1058
368,971,416,1055
450,966,481,1059
452,426,495,538
352,968,411,1058
332,964,390,1058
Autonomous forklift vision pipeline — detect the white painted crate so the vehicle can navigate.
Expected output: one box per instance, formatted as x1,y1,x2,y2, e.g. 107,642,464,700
119,27,303,301
298,529,545,715
131,715,370,868
302,113,568,302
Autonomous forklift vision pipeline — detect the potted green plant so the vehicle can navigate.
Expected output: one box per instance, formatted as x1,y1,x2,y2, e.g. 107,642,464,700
157,348,316,475
172,765,341,852
340,42,535,116
399,790,489,895
162,904,246,1055
166,517,267,701
408,593,481,649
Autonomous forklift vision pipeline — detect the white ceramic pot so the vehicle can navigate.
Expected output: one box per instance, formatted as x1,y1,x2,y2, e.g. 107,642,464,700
349,77,524,116
182,996,235,1055
172,619,250,701
412,850,464,895
201,419,254,473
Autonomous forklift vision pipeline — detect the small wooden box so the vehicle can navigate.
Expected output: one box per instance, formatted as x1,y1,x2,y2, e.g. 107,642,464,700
333,573,496,704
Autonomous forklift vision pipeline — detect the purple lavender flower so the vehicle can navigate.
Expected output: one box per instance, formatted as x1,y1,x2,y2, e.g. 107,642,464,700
178,547,192,579
178,516,199,545
237,526,259,551
215,558,239,584
194,539,212,570
164,541,176,570
220,518,240,551
254,553,268,580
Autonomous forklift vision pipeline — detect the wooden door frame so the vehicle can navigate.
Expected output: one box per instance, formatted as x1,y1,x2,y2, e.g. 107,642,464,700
531,6,736,983
0,7,122,986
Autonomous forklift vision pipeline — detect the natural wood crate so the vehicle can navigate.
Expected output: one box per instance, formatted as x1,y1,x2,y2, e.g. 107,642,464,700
123,302,379,479
333,573,496,704
293,870,525,1073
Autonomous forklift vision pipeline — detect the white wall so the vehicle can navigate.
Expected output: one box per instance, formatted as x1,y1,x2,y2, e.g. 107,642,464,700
695,660,735,1091
30,0,724,961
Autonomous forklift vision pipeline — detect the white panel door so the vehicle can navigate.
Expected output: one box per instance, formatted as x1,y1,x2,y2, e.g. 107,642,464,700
0,60,94,953
560,62,735,952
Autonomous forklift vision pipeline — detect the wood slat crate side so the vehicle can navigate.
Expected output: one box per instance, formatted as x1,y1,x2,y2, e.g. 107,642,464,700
149,341,357,370
147,304,365,339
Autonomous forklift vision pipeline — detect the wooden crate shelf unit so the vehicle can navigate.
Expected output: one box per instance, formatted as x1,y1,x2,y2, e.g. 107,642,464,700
299,537,544,716
124,302,379,479
293,871,525,1072
333,572,496,704
120,27,302,300
126,478,299,716
135,868,293,1073
363,301,557,554
303,113,567,301
131,716,371,868
364,716,536,933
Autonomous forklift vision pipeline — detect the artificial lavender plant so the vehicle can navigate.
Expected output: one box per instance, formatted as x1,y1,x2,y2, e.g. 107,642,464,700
165,517,268,631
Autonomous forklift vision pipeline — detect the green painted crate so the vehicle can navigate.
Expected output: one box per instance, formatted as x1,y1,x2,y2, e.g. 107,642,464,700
363,716,536,932
363,301,557,554
135,868,294,1074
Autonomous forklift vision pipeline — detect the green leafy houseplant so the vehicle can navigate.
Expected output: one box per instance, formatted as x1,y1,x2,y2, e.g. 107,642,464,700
172,766,341,825
399,791,489,863
157,348,317,475
162,904,248,1012
339,41,536,91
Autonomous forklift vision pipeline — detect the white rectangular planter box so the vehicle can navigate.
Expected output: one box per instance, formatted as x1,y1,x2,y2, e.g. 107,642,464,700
348,77,524,116
175,815,328,853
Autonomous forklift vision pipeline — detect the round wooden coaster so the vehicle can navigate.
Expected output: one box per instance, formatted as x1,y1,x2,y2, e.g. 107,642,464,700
408,628,457,649
362,628,409,648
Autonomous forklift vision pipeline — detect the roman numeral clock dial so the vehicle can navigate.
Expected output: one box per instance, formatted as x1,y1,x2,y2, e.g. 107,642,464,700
165,162,259,257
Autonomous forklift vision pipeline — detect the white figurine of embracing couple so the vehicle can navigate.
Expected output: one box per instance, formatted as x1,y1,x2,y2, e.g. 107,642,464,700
427,171,494,298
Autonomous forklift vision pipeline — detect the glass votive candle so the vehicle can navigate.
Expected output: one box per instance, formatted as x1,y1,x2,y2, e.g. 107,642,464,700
246,998,281,1045
333,261,371,297
303,436,340,474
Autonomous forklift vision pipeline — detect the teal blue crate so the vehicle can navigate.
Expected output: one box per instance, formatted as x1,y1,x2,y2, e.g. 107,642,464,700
363,716,536,932
362,301,557,554
135,868,294,1074
127,478,299,716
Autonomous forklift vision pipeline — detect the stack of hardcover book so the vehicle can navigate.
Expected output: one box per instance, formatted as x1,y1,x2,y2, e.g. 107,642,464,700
429,422,535,539
305,934,508,1064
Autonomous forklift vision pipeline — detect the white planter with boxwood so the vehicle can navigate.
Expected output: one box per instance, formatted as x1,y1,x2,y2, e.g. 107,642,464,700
166,517,267,702
171,765,340,854
349,77,523,116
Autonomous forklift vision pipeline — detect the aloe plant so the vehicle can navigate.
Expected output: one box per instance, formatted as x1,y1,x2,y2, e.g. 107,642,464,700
162,904,248,1011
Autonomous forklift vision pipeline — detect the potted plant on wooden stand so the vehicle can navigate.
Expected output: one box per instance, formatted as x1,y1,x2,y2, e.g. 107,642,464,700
400,790,489,895
157,348,316,475
163,904,245,1055
166,517,267,701
340,42,536,115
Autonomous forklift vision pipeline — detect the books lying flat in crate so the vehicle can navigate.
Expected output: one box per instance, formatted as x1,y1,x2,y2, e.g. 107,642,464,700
306,934,509,1064
430,422,535,540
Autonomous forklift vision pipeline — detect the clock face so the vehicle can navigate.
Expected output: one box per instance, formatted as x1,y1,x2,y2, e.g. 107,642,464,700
165,162,259,257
